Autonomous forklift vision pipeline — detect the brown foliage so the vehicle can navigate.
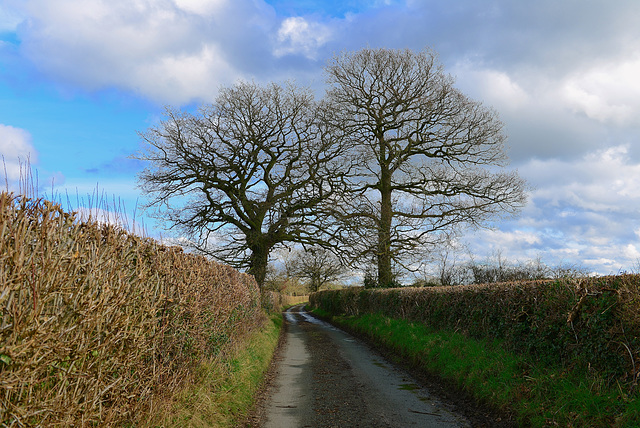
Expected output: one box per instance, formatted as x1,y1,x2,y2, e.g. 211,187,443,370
0,193,263,426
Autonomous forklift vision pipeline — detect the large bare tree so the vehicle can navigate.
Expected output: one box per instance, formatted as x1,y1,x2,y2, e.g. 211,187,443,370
324,48,527,287
135,81,348,288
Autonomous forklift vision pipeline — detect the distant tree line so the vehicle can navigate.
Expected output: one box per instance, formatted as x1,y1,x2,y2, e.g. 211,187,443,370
413,250,590,287
135,48,527,289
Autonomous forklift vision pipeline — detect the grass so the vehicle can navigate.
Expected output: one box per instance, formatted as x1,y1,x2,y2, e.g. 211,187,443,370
148,314,283,428
312,308,639,427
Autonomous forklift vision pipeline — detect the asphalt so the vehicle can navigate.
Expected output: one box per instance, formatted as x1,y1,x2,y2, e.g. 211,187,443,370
259,304,471,428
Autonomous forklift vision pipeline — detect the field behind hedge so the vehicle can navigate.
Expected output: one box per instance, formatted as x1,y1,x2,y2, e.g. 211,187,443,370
310,275,640,399
0,192,265,426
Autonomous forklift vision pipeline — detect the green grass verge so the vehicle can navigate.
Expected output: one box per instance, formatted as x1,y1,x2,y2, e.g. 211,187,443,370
149,314,283,428
312,308,639,427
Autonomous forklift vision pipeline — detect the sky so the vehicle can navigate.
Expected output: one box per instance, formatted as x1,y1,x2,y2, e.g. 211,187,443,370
1,0,640,276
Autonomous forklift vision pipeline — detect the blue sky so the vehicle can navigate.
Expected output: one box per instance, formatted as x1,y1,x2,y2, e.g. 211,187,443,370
1,0,640,275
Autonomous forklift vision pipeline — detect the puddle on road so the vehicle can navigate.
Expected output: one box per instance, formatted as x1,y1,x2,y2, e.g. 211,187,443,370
298,309,339,331
398,383,420,391
284,312,298,324
398,383,438,407
284,306,340,333
418,395,436,405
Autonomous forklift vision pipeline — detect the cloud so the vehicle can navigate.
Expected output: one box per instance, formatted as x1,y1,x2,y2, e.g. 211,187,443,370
128,43,238,103
293,0,640,166
0,123,37,183
451,64,608,163
561,55,640,126
422,1,640,77
468,229,542,256
458,68,529,111
0,4,22,32
274,16,332,59
173,0,226,16
12,0,277,104
523,146,640,213
0,124,66,195
9,0,640,112
465,145,640,274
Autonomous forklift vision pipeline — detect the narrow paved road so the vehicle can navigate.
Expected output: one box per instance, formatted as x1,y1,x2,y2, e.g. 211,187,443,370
259,305,472,428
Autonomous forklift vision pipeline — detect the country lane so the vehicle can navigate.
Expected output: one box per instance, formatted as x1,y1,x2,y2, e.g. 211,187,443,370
257,304,472,428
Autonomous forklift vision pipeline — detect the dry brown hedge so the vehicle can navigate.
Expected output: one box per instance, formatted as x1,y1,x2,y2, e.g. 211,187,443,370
0,192,263,427
310,276,640,390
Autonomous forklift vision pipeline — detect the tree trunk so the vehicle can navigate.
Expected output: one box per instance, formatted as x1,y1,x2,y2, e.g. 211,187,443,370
249,243,269,289
378,163,393,287
311,274,320,293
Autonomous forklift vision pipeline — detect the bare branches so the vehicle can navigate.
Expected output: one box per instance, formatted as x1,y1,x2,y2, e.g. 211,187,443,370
135,48,527,289
134,81,348,287
324,48,527,286
289,246,347,292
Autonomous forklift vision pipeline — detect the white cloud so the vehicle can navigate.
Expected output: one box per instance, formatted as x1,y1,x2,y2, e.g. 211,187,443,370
524,145,640,214
173,0,226,16
0,124,37,183
0,4,22,32
623,244,640,261
274,16,332,59
561,55,640,126
469,229,542,258
12,0,274,104
130,43,238,103
466,144,640,274
453,64,529,111
453,65,608,163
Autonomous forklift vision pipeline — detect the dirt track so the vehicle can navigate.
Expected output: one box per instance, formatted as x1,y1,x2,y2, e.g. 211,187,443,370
246,304,476,427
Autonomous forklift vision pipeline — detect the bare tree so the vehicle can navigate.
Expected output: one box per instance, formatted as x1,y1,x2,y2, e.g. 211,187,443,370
324,48,527,287
467,252,591,284
290,246,347,292
135,81,348,288
435,244,470,286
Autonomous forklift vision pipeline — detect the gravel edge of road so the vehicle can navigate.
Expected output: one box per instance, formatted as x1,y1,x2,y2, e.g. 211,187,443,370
239,312,289,428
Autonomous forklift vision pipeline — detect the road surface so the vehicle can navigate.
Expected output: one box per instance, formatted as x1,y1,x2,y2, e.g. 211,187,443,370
257,304,472,428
